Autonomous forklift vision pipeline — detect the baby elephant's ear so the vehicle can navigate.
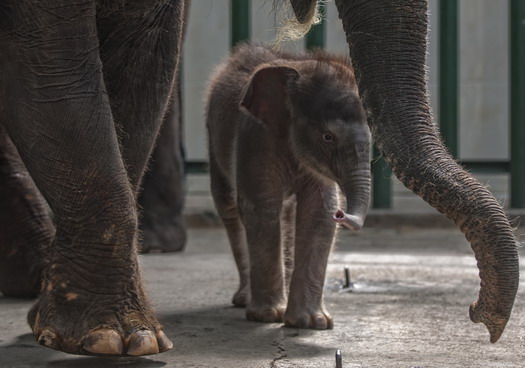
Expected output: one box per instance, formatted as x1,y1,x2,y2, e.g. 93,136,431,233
240,66,299,125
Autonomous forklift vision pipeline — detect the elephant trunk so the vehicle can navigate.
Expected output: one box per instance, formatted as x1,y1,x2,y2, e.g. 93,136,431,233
334,168,371,232
334,0,519,342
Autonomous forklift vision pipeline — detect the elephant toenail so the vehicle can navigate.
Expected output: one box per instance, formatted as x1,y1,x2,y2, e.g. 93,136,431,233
156,330,173,352
313,316,328,329
38,329,60,350
127,330,159,356
83,328,123,355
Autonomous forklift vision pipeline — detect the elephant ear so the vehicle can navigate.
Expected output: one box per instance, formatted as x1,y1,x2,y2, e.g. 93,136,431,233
240,66,299,126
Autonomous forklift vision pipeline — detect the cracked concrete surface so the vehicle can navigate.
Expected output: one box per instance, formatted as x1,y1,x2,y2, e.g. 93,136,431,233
1,226,525,367
270,332,287,367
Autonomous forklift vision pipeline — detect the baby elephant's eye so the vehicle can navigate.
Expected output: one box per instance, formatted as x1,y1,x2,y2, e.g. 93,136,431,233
322,133,334,143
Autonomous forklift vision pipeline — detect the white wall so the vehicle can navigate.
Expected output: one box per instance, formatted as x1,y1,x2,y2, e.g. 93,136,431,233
183,0,510,162
458,0,509,160
183,0,229,161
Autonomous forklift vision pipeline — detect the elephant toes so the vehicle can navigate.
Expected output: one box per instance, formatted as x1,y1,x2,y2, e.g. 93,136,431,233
36,327,172,356
37,328,61,350
30,291,173,356
126,330,159,356
246,304,285,323
125,329,172,356
155,330,174,352
83,328,124,355
284,310,334,330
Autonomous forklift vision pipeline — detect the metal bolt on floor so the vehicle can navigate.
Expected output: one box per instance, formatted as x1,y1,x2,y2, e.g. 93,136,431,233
342,265,355,292
344,266,351,288
335,349,343,368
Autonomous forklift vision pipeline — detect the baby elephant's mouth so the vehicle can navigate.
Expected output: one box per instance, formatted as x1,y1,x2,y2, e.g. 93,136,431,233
333,209,363,231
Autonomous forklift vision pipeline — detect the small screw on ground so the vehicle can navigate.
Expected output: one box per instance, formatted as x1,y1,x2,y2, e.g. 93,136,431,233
335,349,343,368
344,266,351,288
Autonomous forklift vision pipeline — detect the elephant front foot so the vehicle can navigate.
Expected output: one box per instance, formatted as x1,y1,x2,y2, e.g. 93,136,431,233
283,307,333,330
140,219,187,253
246,303,286,323
28,283,172,356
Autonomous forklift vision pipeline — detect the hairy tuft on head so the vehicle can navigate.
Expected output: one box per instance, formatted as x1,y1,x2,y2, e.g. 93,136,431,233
272,0,321,48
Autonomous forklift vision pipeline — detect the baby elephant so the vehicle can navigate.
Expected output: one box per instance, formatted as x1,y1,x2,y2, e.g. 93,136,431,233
206,44,371,329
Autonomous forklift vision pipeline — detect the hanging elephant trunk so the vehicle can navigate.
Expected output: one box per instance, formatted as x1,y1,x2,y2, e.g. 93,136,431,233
286,0,520,342
334,0,519,342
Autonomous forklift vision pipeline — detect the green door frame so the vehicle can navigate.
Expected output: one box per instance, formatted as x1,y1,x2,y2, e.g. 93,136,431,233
510,0,525,208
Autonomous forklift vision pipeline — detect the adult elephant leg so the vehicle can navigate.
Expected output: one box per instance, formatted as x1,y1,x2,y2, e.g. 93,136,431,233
97,0,188,253
333,0,519,342
97,0,186,191
0,126,54,297
0,1,171,356
139,83,187,253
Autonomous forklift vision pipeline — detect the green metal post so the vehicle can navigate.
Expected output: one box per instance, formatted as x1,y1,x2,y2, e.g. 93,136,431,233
372,146,392,208
510,0,525,208
439,0,459,158
305,3,325,50
231,0,250,47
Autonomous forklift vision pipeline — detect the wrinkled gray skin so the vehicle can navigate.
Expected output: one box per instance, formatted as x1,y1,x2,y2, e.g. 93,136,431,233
207,44,371,329
0,0,188,356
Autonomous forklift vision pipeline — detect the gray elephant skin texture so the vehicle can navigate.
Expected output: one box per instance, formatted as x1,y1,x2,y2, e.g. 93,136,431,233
0,0,188,356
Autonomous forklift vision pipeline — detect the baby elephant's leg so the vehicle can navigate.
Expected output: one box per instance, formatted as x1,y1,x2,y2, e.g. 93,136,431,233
240,198,286,323
284,184,337,329
209,161,250,307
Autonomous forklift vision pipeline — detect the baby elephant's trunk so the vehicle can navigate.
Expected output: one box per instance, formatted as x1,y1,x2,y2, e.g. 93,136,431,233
334,166,371,232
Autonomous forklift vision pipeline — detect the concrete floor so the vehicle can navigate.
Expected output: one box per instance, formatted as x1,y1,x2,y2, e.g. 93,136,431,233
1,226,525,367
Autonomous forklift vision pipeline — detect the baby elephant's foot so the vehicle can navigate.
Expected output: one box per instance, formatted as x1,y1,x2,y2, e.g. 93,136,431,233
284,309,334,330
246,303,286,323
29,285,172,356
232,283,250,307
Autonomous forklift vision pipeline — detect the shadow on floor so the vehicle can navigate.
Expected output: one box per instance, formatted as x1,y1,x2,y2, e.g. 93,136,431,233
159,304,335,360
1,305,333,366
2,333,167,368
